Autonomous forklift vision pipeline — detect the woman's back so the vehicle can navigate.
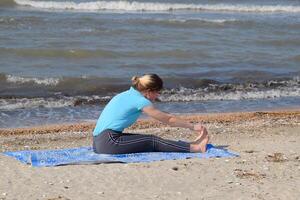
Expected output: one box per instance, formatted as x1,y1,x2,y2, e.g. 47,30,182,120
93,87,152,136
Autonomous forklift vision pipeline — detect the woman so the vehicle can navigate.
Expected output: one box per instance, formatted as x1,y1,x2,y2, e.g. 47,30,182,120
93,74,209,154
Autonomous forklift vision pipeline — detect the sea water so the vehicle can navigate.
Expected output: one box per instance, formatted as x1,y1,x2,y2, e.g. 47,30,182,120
0,0,299,128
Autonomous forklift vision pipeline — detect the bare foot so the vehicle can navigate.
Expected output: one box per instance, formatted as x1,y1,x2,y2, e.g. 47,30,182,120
191,128,207,143
199,135,209,152
190,135,209,153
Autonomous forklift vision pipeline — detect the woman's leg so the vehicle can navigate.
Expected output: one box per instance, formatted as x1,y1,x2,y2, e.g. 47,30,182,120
93,129,191,154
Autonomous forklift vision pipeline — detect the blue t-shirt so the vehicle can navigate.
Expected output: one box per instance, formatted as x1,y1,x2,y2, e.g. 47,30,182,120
93,87,152,136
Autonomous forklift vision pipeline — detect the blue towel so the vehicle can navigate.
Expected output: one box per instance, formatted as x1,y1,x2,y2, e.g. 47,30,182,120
3,144,238,167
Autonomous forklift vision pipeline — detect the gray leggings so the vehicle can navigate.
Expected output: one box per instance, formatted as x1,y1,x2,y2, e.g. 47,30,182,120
93,129,191,154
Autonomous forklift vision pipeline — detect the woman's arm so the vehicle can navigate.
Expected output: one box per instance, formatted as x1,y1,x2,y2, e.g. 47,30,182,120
142,106,207,133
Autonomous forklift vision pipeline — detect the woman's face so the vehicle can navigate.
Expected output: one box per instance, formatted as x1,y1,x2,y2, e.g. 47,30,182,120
144,90,160,101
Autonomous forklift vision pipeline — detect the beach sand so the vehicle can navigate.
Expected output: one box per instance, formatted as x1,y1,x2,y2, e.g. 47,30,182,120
0,110,299,200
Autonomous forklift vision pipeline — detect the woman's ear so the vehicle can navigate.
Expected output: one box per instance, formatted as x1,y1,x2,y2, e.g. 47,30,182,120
145,89,152,96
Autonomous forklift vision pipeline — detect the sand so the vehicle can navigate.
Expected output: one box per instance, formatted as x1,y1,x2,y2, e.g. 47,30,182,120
0,110,299,200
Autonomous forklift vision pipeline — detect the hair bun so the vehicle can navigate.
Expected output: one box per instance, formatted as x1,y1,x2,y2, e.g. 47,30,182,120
131,74,163,92
131,76,140,86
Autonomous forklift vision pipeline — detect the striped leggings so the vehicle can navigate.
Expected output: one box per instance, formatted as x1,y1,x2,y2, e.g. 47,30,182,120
93,129,191,154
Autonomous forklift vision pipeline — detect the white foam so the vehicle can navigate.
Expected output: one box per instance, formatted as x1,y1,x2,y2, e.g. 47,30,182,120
0,87,299,110
0,97,73,110
207,19,238,23
5,75,60,86
160,86,300,102
0,95,111,110
158,18,238,24
14,0,300,13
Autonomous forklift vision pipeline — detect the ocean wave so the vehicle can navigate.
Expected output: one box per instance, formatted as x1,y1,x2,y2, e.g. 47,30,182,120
5,75,60,86
0,17,16,24
162,18,238,24
160,86,300,102
0,77,299,110
131,17,241,28
1,85,299,110
0,74,129,96
1,73,299,94
0,97,74,110
160,77,300,101
1,74,128,90
13,0,300,13
0,96,111,110
0,16,50,28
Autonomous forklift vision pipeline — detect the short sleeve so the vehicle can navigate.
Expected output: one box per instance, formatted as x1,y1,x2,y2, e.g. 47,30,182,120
136,96,152,111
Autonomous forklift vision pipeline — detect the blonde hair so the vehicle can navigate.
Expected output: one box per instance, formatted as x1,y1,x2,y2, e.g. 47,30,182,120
131,74,163,92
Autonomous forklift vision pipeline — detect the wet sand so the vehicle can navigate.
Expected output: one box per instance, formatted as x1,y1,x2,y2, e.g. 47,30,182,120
0,110,299,200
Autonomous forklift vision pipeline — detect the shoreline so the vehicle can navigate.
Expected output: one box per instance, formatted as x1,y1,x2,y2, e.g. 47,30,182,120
1,98,299,129
1,109,299,136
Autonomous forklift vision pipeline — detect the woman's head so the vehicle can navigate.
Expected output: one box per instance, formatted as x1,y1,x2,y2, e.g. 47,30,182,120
131,74,163,92
131,74,163,101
